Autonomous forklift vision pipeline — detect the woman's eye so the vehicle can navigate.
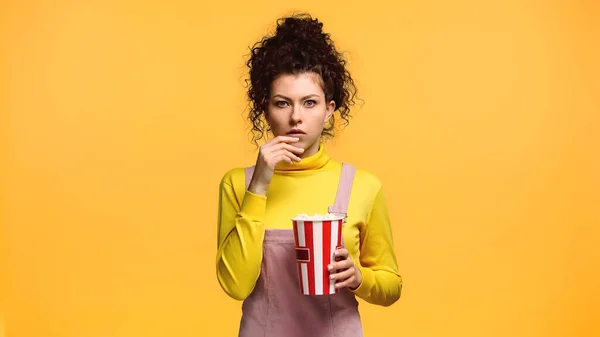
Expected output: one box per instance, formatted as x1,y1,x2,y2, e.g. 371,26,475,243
276,101,289,108
305,100,317,107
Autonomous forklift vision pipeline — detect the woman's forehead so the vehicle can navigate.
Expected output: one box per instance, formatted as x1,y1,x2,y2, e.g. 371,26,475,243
270,72,324,97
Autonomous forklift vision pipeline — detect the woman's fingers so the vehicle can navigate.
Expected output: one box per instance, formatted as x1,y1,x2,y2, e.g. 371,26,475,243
275,154,293,165
269,149,301,165
329,266,354,281
328,248,362,289
265,140,304,156
334,275,357,289
329,256,353,272
264,135,301,149
278,142,305,155
334,248,348,260
259,137,304,167
259,136,299,157
248,135,303,195
274,135,301,143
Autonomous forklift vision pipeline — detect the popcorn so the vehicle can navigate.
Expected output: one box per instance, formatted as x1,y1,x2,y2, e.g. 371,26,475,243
293,213,343,220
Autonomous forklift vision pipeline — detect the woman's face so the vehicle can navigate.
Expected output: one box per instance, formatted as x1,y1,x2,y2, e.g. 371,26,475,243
266,72,335,157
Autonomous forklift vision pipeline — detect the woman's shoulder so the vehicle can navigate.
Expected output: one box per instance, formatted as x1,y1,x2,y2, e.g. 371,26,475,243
219,166,249,188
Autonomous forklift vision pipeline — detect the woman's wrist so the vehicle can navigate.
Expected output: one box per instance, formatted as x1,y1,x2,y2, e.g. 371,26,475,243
248,180,269,196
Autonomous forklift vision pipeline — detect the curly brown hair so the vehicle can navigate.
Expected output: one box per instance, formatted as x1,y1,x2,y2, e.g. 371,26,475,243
245,13,358,146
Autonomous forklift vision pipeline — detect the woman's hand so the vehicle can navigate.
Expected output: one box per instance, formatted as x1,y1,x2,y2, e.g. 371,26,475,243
328,248,363,290
248,136,304,196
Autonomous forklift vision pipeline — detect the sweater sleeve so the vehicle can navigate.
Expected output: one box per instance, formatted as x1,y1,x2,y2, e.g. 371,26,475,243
350,186,402,306
215,176,267,301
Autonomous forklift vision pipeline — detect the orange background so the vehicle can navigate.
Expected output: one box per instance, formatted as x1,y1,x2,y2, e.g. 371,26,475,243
2,0,599,336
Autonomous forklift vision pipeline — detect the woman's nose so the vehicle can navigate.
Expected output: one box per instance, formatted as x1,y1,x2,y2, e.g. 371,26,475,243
290,105,303,123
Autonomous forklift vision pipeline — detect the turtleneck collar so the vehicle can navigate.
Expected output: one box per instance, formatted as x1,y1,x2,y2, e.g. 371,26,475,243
275,143,330,172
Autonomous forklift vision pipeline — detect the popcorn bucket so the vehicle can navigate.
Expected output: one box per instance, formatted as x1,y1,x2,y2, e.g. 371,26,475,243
291,214,344,295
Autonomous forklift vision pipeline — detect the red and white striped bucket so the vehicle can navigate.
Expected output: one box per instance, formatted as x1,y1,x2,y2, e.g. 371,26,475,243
291,216,344,295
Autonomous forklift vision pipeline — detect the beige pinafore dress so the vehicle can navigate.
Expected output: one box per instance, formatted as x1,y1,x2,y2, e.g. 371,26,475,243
238,163,364,337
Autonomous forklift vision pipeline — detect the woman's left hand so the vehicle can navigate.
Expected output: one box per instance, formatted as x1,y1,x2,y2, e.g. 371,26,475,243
328,248,362,290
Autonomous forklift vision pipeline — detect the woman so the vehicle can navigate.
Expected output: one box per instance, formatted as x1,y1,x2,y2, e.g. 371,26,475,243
216,13,402,337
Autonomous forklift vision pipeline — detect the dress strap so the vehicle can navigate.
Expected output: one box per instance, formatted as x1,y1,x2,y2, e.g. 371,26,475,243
245,166,255,190
328,163,356,222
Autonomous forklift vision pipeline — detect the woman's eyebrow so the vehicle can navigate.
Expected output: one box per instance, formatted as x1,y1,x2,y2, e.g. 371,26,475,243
271,94,321,100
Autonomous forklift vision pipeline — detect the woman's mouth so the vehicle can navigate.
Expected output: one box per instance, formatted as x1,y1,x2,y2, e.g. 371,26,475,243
287,129,306,137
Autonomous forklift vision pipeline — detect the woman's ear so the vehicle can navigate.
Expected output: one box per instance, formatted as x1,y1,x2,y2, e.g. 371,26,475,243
324,100,336,122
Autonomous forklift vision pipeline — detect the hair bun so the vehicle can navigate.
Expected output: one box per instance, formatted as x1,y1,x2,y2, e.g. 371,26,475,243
274,14,329,48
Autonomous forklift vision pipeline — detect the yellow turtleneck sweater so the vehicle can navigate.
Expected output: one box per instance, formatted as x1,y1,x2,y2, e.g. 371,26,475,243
216,145,402,306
